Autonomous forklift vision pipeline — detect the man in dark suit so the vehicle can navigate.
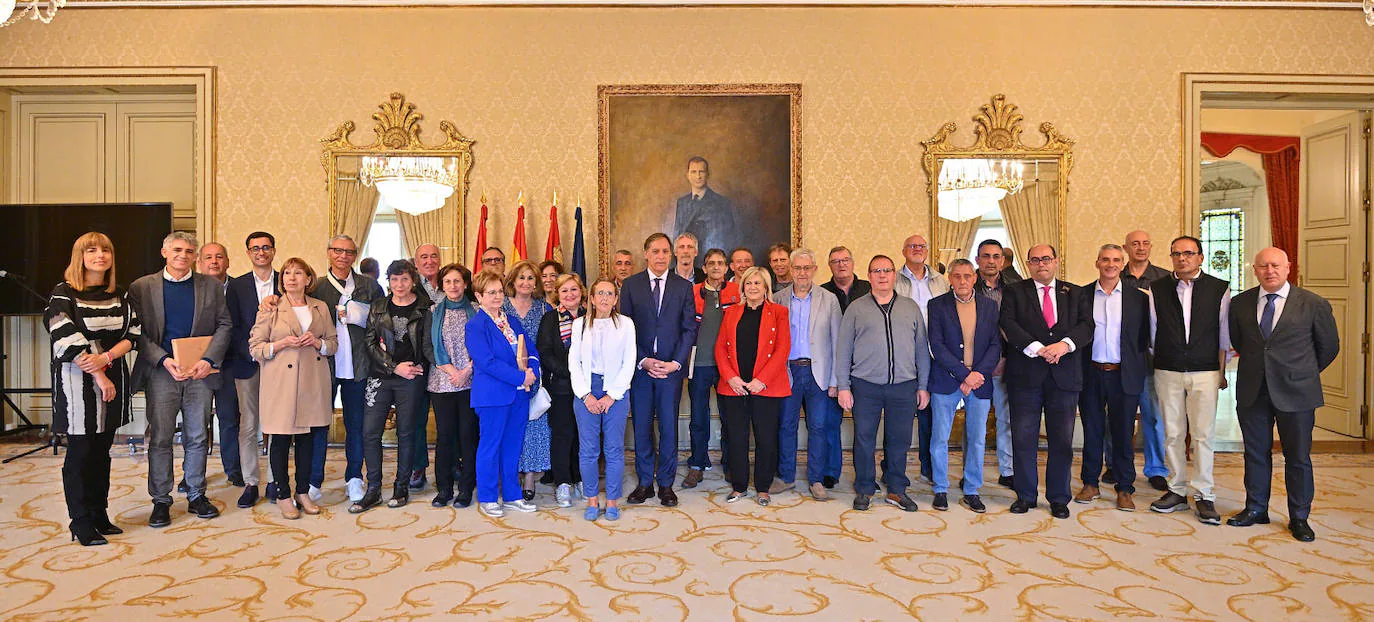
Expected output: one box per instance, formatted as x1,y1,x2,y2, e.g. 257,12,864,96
999,244,1093,519
1226,248,1339,542
224,231,279,508
1075,244,1150,511
129,232,232,528
619,233,699,506
674,157,738,263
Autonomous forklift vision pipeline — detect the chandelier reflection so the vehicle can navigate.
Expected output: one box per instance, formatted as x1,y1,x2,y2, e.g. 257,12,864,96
937,159,1024,222
359,156,458,216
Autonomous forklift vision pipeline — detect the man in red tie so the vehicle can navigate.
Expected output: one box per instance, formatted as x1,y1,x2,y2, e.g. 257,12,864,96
998,244,1094,519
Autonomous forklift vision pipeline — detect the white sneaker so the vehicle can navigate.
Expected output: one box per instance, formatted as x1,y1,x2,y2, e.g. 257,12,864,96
479,502,505,517
556,483,572,508
346,478,364,502
503,499,538,513
308,485,323,501
575,481,585,499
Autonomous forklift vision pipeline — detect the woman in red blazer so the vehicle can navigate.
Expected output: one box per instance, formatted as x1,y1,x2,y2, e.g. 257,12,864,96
715,266,792,505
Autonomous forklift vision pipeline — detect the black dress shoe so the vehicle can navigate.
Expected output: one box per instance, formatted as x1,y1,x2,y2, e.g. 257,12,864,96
237,486,259,509
853,494,871,511
1009,499,1036,514
1149,475,1169,492
626,485,654,505
70,520,107,546
658,487,679,507
227,474,245,488
1289,519,1316,542
932,493,948,511
148,502,172,528
998,475,1014,489
1050,503,1070,519
454,491,473,508
822,476,838,489
91,511,123,535
188,496,220,519
1226,508,1271,527
432,493,453,507
1100,469,1117,485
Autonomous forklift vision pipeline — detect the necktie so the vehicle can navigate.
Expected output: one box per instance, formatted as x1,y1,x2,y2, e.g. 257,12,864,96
652,278,663,313
1260,292,1278,339
1041,285,1056,328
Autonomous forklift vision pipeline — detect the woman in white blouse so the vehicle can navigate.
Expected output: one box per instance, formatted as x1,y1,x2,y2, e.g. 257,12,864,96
568,277,637,522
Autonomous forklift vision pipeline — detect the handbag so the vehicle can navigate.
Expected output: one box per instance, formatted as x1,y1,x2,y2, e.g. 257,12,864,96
528,385,552,421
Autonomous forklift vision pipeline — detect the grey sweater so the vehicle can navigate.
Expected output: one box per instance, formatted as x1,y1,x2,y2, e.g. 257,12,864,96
835,293,930,391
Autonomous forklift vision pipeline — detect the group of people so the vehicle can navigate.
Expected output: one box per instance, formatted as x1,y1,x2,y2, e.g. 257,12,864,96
45,224,1338,547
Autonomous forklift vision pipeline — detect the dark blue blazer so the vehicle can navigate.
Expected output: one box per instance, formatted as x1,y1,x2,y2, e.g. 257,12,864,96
1078,280,1151,395
465,308,541,408
225,271,279,380
927,292,1002,398
618,270,699,369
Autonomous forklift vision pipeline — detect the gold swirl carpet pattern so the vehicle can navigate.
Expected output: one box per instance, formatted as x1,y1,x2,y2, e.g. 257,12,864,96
1,451,1372,620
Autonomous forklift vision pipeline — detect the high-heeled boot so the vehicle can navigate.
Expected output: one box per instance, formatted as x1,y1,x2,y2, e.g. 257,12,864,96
69,518,108,546
91,510,124,535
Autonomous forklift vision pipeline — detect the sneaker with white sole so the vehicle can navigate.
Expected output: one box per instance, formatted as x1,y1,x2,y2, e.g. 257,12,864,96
556,483,573,508
308,485,323,501
503,499,538,513
479,502,505,517
346,478,365,502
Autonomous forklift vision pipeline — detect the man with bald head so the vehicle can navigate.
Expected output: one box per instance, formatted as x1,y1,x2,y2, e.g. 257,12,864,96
197,242,243,493
895,234,949,484
1225,248,1338,542
408,243,442,490
1116,230,1173,491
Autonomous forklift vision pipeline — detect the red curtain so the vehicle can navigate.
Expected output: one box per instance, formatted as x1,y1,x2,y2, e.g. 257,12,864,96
1200,132,1301,284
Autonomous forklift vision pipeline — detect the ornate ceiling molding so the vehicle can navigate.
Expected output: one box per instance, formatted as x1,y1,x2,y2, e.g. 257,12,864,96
62,0,1365,7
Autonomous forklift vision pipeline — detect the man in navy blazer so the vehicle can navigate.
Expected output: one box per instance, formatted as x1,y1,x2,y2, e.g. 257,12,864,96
999,244,1094,519
926,260,1002,513
223,231,280,508
618,233,699,506
1075,244,1150,512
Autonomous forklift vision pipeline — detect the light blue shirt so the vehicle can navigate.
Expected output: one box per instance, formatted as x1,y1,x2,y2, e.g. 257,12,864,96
900,265,935,321
1091,280,1123,364
788,289,812,360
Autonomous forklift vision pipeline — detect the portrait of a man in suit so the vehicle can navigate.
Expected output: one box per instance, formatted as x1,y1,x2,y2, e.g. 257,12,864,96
673,157,737,264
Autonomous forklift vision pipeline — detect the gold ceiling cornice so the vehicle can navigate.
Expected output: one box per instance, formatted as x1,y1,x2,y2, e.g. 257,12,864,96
61,0,1366,8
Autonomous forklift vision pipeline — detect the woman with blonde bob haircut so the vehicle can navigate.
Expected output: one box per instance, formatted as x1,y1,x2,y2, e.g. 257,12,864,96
45,232,141,545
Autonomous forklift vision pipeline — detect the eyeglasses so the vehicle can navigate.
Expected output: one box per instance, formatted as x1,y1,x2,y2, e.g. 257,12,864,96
904,244,928,251
1027,256,1056,265
248,245,274,254
869,267,895,274
1169,251,1200,258
592,291,617,297
828,258,853,265
328,247,358,256
792,265,817,272
482,257,504,265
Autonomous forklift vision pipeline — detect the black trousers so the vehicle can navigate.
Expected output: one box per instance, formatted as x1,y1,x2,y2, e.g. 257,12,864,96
1239,386,1315,520
63,430,115,521
431,390,478,497
1010,377,1079,505
363,376,425,494
269,429,323,499
1079,366,1142,493
719,394,782,494
548,393,581,486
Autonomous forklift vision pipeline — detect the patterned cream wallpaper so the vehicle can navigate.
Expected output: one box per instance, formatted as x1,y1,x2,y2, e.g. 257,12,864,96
2,7,1373,281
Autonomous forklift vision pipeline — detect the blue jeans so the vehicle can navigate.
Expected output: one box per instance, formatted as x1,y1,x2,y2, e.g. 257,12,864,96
686,366,720,470
991,375,1014,477
630,369,684,488
1139,374,1168,478
213,377,241,481
780,362,836,485
931,390,991,495
476,397,529,504
576,374,629,501
316,377,366,486
850,377,917,496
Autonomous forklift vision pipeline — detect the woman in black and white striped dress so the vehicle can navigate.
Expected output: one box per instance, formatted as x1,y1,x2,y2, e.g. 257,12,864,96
44,232,141,546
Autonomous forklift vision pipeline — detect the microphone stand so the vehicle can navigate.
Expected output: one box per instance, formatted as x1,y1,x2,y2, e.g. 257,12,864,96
2,273,59,463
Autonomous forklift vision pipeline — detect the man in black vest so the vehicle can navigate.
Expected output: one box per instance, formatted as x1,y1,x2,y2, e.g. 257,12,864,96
1147,235,1231,525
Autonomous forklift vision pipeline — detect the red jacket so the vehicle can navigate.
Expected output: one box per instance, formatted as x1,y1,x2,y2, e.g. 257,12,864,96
693,280,740,321
714,301,792,398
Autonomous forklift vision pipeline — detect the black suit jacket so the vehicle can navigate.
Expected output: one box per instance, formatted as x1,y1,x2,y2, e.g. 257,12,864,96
1229,285,1339,412
674,187,737,263
536,309,576,396
225,270,279,379
1079,280,1150,395
619,270,698,368
999,279,1094,391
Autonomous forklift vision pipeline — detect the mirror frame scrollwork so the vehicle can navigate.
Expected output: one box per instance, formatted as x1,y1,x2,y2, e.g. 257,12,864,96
921,94,1074,277
321,93,475,262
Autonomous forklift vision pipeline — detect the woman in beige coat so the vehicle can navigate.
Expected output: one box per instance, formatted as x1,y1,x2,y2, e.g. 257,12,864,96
250,257,338,519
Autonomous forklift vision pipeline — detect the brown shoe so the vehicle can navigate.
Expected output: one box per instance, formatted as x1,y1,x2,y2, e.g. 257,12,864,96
682,469,703,489
658,487,679,507
295,494,320,515
276,498,301,520
769,480,794,494
1073,485,1101,504
809,482,830,501
1116,491,1135,512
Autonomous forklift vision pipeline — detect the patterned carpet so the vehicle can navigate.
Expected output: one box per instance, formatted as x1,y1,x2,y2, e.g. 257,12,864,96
0,448,1372,621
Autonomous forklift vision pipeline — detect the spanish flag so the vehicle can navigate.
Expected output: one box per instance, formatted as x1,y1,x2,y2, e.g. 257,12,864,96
473,197,489,269
545,196,563,264
510,193,529,262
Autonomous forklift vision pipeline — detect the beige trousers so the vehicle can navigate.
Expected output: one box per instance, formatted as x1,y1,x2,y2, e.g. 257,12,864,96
235,370,266,486
1153,369,1222,502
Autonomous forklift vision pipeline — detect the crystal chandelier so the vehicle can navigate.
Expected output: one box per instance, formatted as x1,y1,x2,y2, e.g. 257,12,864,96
937,158,1024,222
0,0,64,27
359,156,458,216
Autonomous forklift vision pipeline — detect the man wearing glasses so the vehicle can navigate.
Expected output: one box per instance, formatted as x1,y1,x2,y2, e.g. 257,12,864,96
480,247,507,278
894,234,949,485
821,246,870,313
308,235,384,502
972,239,1016,490
836,255,930,512
224,232,280,508
1147,236,1231,526
1000,244,1093,519
1119,230,1173,492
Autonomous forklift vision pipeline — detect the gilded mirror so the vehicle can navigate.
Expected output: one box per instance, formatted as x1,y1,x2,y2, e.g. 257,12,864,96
921,95,1074,277
321,93,474,265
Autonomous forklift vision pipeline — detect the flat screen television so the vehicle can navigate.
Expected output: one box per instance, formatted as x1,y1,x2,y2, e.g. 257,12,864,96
0,203,174,315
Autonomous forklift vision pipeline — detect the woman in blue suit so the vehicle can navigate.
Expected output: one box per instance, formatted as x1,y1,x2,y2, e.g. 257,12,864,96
466,268,541,517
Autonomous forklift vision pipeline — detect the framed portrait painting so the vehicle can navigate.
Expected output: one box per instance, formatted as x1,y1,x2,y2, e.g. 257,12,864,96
597,83,802,273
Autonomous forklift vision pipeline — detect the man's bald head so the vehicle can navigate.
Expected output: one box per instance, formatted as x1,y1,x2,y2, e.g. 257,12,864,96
1253,246,1291,292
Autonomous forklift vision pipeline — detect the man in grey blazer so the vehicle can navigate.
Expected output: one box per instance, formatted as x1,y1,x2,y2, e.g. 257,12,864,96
128,232,232,528
772,248,843,500
1226,247,1339,542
